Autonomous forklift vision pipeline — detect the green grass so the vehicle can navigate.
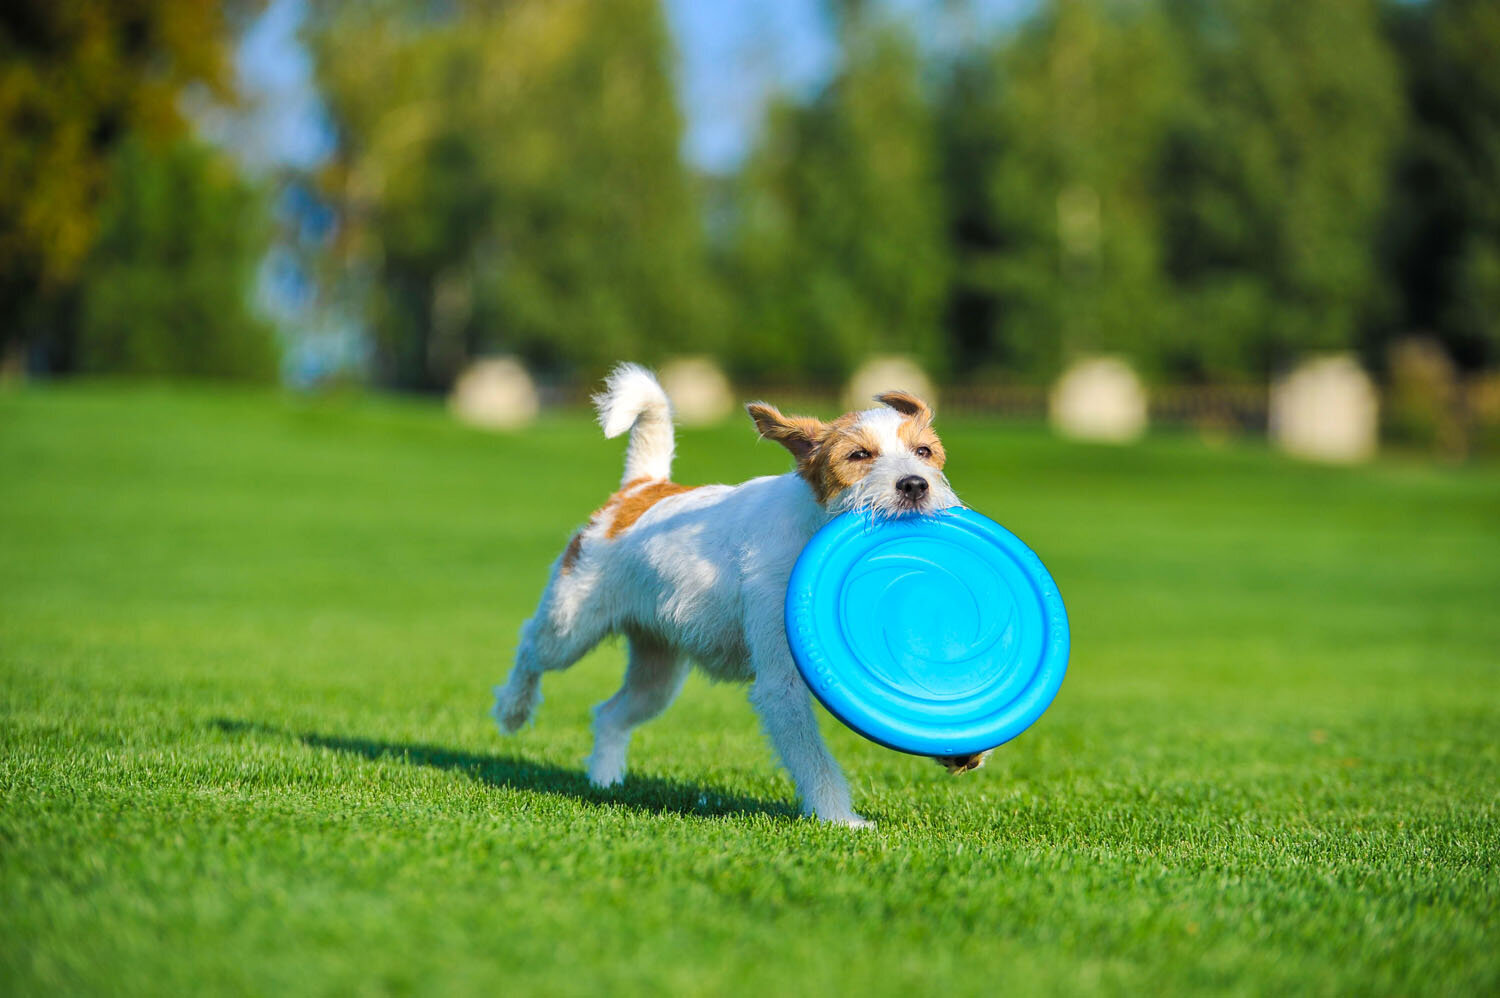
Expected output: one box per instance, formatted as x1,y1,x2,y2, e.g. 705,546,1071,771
2,384,1497,996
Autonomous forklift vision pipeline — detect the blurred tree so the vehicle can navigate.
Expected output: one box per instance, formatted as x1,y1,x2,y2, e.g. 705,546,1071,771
1154,0,1402,379
939,0,1403,383
74,138,275,380
306,0,718,390
955,0,1185,380
0,0,251,372
725,17,950,384
937,51,1009,380
1381,0,1500,372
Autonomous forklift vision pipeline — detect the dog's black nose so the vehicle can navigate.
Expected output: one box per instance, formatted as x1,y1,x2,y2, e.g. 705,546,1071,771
897,475,929,500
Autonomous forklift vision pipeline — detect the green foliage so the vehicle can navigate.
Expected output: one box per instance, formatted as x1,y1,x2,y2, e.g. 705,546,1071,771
73,139,275,380
307,0,718,389
725,21,950,383
0,0,250,358
2,387,1498,993
959,0,1186,380
1381,0,1500,371
942,0,1401,384
1153,0,1402,379
3,0,1496,390
288,0,1494,389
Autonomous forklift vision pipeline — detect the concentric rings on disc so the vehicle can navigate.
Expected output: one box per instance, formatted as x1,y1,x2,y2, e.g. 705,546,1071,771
785,508,1069,757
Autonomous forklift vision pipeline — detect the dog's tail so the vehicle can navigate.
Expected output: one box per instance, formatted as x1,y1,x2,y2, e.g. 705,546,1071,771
593,363,674,484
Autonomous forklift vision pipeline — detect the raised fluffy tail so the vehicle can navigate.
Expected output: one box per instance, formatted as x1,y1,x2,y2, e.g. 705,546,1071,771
593,363,674,484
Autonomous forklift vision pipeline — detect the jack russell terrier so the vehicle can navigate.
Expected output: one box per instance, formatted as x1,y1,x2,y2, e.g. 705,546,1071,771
492,364,984,826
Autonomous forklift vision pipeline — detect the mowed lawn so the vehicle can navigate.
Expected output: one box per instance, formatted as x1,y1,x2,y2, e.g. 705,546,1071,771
1,384,1497,996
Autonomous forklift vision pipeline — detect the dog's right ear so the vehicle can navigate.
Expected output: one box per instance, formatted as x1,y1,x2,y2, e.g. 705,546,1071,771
746,402,825,462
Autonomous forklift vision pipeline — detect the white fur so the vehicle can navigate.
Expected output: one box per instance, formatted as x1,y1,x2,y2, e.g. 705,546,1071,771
493,367,962,826
592,363,674,484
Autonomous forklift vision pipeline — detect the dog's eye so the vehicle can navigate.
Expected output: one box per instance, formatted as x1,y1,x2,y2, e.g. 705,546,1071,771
848,449,872,461
915,446,932,459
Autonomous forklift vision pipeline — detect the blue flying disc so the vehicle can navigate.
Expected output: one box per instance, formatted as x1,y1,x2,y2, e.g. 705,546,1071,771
785,508,1069,757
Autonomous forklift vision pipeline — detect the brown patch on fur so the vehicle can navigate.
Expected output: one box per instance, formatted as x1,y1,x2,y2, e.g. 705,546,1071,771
561,477,653,572
747,402,826,462
748,402,868,504
591,476,650,527
934,751,990,774
875,390,933,423
896,415,946,470
800,415,883,503
560,531,585,575
605,479,699,538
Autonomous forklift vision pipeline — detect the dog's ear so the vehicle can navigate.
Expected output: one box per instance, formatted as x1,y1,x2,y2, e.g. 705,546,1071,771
746,402,825,462
874,390,933,423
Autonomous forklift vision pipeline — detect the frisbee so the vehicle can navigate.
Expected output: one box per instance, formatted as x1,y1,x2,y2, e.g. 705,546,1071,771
784,507,1069,757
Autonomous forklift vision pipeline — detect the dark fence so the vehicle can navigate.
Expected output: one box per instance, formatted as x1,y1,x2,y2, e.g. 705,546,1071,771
735,383,1270,431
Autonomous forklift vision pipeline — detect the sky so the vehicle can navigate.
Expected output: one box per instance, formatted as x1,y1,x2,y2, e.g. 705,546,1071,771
229,0,335,172
233,0,1035,176
663,0,1036,170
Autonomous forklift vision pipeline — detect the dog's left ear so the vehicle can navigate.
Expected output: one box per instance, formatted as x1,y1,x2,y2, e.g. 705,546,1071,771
875,390,933,423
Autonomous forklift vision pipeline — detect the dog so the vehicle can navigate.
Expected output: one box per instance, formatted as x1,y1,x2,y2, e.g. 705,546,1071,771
491,363,987,826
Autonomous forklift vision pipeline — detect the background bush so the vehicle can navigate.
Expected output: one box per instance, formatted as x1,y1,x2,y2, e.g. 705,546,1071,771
75,139,275,381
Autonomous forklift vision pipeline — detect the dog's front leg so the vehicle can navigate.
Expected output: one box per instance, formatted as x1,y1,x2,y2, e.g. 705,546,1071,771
746,617,869,827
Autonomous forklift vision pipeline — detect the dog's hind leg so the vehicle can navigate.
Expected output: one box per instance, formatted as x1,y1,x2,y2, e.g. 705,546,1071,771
492,581,607,734
586,632,689,787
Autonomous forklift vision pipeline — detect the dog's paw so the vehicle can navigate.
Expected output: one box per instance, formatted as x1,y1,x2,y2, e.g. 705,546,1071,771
840,814,875,829
586,764,625,789
491,681,540,734
586,743,627,788
933,751,991,774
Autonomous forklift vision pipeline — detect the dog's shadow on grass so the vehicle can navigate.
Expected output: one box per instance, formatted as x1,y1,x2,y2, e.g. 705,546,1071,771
210,719,797,821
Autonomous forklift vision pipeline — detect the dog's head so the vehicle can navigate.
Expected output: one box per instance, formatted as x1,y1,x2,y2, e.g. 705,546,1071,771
747,390,960,517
